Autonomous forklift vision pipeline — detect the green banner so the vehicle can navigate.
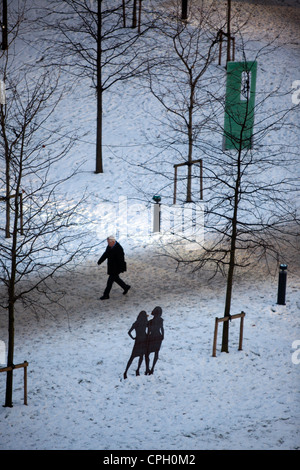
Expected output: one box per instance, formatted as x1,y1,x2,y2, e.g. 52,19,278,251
224,61,257,150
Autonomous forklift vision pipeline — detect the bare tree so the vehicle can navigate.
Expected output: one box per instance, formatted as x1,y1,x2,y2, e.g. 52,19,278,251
39,0,153,174
138,2,300,353
145,1,220,203
211,70,299,351
0,64,90,406
0,0,29,237
173,48,299,352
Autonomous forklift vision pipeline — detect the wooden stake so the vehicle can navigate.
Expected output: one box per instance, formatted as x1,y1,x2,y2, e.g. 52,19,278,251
173,159,203,204
238,311,245,351
212,317,219,357
212,312,245,357
0,361,29,405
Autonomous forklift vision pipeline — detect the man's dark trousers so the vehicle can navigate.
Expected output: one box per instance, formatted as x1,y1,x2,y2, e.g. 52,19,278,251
104,274,127,297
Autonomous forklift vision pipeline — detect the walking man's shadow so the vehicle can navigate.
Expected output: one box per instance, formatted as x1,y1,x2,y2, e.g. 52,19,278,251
124,307,164,379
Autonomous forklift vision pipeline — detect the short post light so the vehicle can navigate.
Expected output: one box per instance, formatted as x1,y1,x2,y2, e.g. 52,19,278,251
152,195,161,233
277,264,287,305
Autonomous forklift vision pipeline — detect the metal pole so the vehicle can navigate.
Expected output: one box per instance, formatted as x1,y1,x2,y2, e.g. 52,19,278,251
24,362,28,405
277,264,287,305
226,0,231,66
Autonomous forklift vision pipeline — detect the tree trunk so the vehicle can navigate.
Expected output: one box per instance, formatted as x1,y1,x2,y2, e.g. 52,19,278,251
4,132,22,406
221,230,236,352
95,0,103,174
182,0,188,20
186,88,194,202
132,0,137,28
221,147,241,352
122,0,126,27
4,195,18,406
5,301,14,407
5,141,10,238
1,102,10,237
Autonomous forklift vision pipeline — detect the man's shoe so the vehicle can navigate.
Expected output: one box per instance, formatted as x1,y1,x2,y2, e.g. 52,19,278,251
123,285,131,295
100,295,109,300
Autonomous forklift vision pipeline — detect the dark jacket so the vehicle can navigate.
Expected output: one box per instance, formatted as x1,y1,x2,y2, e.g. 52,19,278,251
97,242,126,275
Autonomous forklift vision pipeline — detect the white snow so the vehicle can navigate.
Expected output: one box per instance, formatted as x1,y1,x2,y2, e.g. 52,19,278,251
0,0,299,451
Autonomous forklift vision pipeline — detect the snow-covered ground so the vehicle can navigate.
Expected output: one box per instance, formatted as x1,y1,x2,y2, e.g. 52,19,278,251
0,0,299,451
0,249,300,450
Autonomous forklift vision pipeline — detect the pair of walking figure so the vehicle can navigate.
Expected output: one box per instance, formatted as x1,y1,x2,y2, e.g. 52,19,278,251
124,306,164,379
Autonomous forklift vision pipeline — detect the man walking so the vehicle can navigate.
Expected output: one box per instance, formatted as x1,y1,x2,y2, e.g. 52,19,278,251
97,236,131,300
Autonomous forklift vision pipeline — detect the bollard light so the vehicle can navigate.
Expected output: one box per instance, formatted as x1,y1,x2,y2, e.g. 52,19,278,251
277,263,287,305
0,80,6,105
152,195,161,203
152,195,161,232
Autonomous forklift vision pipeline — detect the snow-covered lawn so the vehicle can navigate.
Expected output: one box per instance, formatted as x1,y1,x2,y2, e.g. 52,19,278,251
0,0,299,451
0,245,299,450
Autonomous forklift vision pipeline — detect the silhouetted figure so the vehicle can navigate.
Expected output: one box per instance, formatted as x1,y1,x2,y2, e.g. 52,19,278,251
145,306,164,375
97,235,130,299
124,311,148,379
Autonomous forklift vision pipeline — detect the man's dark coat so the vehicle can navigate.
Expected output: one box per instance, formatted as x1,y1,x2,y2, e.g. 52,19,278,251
97,242,126,275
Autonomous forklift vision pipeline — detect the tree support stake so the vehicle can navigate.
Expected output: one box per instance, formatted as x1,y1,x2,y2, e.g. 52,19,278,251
212,312,245,357
0,361,29,406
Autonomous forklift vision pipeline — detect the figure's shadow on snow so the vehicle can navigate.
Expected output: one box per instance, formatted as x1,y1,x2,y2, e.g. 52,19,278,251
124,306,164,379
